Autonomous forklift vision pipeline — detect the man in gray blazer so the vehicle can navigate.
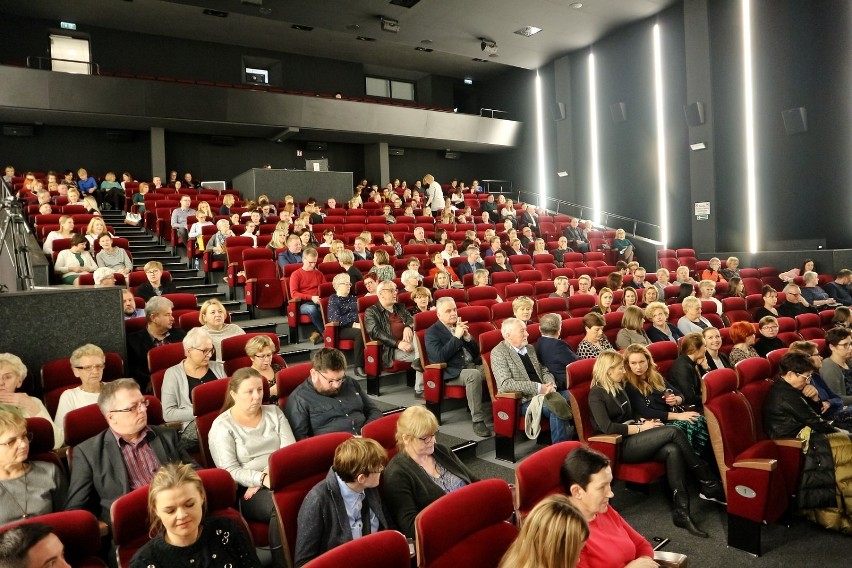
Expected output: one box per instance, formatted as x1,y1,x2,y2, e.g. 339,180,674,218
65,378,198,522
491,318,574,443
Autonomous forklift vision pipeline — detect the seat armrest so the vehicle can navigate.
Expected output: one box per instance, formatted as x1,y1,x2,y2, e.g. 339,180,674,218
425,363,447,370
654,550,688,568
326,321,340,327
496,392,522,399
98,521,109,538
772,438,805,450
733,458,778,471
588,433,622,445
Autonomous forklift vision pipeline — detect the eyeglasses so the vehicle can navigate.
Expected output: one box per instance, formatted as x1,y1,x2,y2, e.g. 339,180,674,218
316,369,345,386
379,288,398,295
0,432,32,448
74,364,105,372
795,372,813,384
417,433,438,443
253,353,274,359
111,399,150,414
191,347,214,357
836,342,852,348
761,325,779,331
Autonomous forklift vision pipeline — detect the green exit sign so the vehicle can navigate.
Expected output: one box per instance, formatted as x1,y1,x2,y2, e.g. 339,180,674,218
60,21,77,30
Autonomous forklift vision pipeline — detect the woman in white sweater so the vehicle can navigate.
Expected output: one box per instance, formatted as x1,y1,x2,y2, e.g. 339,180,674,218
54,344,106,444
53,234,97,284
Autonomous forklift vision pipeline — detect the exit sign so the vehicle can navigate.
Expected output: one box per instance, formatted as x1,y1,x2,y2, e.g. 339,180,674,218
60,21,77,30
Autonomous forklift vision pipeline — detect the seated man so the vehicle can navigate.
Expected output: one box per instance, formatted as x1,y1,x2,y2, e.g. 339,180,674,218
285,348,381,440
478,211,495,228
824,269,852,306
535,314,579,390
0,523,71,568
778,283,818,318
352,237,373,261
425,298,492,437
65,379,198,522
126,296,186,393
364,281,423,395
289,247,325,344
407,226,433,246
122,288,145,319
518,226,536,248
491,318,575,443
277,234,303,268
170,195,196,246
629,267,650,289
455,246,485,281
801,271,839,308
481,194,498,219
551,236,574,267
294,437,392,567
562,217,590,253
519,204,540,236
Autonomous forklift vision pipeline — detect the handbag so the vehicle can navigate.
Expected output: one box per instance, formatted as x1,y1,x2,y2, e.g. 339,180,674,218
124,212,142,226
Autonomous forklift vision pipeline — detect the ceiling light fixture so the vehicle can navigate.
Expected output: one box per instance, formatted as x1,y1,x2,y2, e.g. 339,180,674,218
380,17,400,33
356,36,377,42
291,24,313,31
514,26,542,37
202,9,228,17
570,3,584,9
414,46,433,52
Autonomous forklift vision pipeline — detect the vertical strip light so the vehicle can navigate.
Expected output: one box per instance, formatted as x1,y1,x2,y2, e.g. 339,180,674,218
534,71,547,209
588,52,601,225
742,0,758,252
653,24,668,249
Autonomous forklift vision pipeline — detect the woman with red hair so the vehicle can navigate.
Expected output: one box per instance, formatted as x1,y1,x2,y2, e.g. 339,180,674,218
728,321,759,366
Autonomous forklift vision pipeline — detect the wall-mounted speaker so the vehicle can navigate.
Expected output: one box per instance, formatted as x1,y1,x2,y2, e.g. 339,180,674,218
389,147,405,156
443,151,461,160
683,102,705,127
550,101,566,121
609,102,627,123
2,125,34,137
781,107,807,135
306,142,327,151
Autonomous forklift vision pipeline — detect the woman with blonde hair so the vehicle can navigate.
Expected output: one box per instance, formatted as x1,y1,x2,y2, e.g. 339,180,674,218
267,229,288,252
245,335,285,400
615,306,650,349
372,249,396,281
84,216,114,247
219,193,236,216
323,239,345,263
498,495,589,568
645,301,683,343
82,195,101,215
199,299,245,361
130,463,261,567
42,215,76,254
590,287,614,315
512,296,535,325
0,354,62,448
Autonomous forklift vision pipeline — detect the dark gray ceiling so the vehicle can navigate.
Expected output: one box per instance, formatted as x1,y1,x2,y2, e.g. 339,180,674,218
4,0,679,80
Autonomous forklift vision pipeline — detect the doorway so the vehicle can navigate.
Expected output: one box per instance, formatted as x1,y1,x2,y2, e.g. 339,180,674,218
49,34,91,74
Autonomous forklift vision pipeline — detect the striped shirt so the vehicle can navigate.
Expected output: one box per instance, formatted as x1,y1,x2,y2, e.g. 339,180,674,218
111,427,161,490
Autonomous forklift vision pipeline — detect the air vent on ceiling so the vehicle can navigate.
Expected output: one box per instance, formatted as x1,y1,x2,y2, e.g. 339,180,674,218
291,24,313,31
202,9,228,18
356,36,377,42
514,26,542,37
390,0,421,8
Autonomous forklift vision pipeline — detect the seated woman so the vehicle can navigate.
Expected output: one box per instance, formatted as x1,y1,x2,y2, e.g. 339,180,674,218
338,250,363,286
0,407,67,527
95,234,132,276
372,249,396,282
130,463,261,568
54,344,106,443
754,316,785,357
779,259,814,283
295,437,392,567
327,273,366,377
187,212,213,247
432,270,453,293
575,275,597,298
83,217,114,249
645,301,683,343
513,296,535,325
788,340,852,429
209,368,296,566
832,306,851,329
763,352,852,533
801,271,839,308
700,326,732,371
54,234,97,285
428,251,461,285
489,250,512,274
698,280,722,315
501,199,517,224
668,333,708,411
675,266,698,287
577,312,614,359
532,238,548,258
199,299,245,361
162,328,226,451
588,352,724,538
639,285,659,307
382,406,478,538
728,320,760,366
726,276,746,298
268,229,288,254
720,256,740,281
550,275,574,309
559,447,655,568
589,287,614,315
362,272,379,296
616,287,638,313
606,272,623,291
615,306,650,350
652,268,671,299
322,239,345,263
440,241,458,264
624,344,709,457
701,257,727,283
245,334,286,404
82,195,100,215
753,285,780,321
219,193,236,216
611,229,634,263
383,232,403,258
498,494,589,568
408,286,434,315
471,270,503,303
677,296,711,335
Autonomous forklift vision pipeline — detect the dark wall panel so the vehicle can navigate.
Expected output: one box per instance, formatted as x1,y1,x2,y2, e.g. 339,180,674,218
385,147,500,188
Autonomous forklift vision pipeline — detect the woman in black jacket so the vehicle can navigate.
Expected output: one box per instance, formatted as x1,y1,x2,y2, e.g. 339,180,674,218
667,333,706,412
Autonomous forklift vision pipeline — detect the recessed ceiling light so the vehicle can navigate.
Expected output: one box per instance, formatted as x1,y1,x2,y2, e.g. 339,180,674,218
570,2,583,9
514,26,542,37
259,7,272,15
356,36,377,42
291,24,313,31
346,23,360,30
489,53,499,58
414,46,433,52
420,39,433,44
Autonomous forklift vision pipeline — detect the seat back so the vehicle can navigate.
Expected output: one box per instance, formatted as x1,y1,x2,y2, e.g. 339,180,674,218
735,357,773,439
514,441,582,521
147,343,187,399
40,353,124,416
304,530,411,568
0,510,106,568
647,341,679,378
415,479,518,568
565,359,597,444
361,411,403,460
270,432,354,566
26,417,63,471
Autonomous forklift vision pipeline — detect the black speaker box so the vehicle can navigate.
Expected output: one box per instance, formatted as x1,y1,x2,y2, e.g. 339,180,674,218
683,102,706,127
389,148,405,156
781,107,807,135
2,125,34,137
609,102,627,123
550,101,566,121
443,151,461,160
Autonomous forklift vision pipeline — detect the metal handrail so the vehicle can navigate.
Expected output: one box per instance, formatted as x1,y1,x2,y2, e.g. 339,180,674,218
517,189,662,242
26,56,99,75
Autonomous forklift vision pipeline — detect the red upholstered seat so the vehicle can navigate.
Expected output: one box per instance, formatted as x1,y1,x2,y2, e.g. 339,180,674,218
735,357,773,440
795,312,825,340
270,432,353,568
514,441,582,521
40,353,124,416
147,342,187,399
304,530,410,568
722,297,752,324
647,341,679,378
414,479,518,568
361,410,403,460
0,510,107,567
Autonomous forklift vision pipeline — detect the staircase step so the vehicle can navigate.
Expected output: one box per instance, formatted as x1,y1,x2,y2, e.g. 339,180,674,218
127,245,164,254
122,235,157,243
173,276,206,287
195,291,227,303
229,310,252,322
240,322,278,334
132,252,181,261
168,268,199,279
176,283,219,295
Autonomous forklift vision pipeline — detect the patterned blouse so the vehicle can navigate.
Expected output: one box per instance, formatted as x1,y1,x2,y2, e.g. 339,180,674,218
577,337,616,360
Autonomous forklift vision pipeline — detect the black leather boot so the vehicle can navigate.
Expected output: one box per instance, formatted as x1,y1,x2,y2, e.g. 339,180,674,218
672,489,709,538
692,462,727,504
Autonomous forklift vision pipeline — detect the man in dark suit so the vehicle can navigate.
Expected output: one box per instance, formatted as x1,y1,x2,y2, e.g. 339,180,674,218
126,296,186,394
519,204,540,236
425,298,491,437
534,314,578,391
352,237,373,261
65,379,198,522
455,246,485,281
562,217,590,253
277,234,304,269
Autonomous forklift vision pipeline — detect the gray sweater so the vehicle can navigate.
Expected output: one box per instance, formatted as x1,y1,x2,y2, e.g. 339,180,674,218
820,357,852,405
0,461,68,527
161,360,226,439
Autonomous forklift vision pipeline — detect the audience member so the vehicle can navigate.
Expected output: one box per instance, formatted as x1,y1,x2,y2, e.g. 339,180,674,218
754,316,785,357
778,284,817,318
122,288,145,319
53,234,96,285
0,523,72,568
668,333,708,411
365,281,423,395
701,257,727,283
720,256,740,280
821,328,852,405
701,327,732,371
277,235,303,268
169,196,195,247
198,299,244,361
615,306,651,349
677,296,711,335
645,301,683,343
577,312,614,359
535,314,579,390
825,269,852,306
135,261,177,301
801,271,839,308
728,321,759,367
53,344,107,443
126,296,187,393
289,248,325,345
0,354,61,449
562,218,590,253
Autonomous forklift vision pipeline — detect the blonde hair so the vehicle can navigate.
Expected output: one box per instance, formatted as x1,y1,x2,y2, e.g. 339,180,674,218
333,438,388,483
147,463,206,537
244,335,275,358
395,406,439,451
0,407,26,438
0,353,26,381
623,344,666,396
498,494,588,568
199,299,228,325
591,351,626,397
644,301,668,320
69,344,105,367
373,249,389,266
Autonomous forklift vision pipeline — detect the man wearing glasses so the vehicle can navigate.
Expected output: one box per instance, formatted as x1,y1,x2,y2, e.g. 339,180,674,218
778,283,818,318
820,328,852,406
365,281,423,393
284,348,381,441
126,296,186,394
65,378,198,523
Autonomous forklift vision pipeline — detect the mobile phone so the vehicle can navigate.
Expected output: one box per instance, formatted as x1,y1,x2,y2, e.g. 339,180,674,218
663,388,674,396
